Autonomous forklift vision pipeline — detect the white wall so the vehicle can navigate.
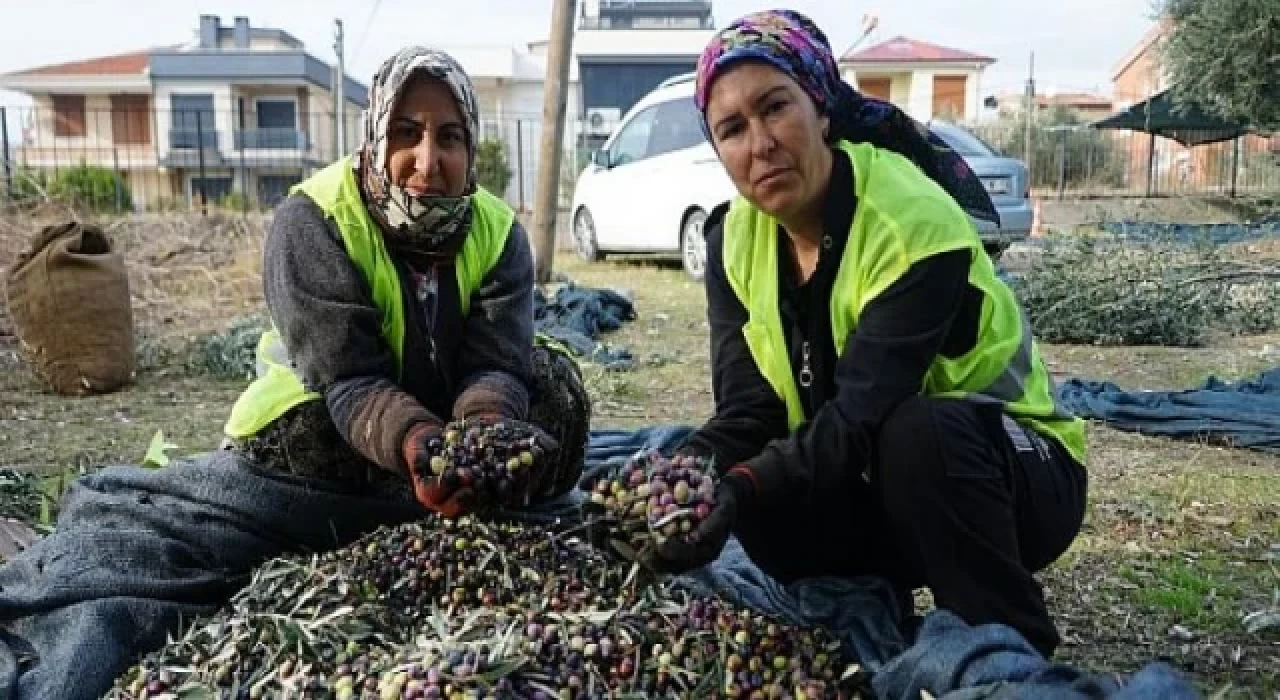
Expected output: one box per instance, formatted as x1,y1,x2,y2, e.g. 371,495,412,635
843,62,986,122
905,70,934,122
475,79,583,209
965,74,981,121
890,74,912,107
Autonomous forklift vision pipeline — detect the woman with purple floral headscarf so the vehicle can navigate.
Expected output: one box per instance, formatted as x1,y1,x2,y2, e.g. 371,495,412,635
650,10,1089,658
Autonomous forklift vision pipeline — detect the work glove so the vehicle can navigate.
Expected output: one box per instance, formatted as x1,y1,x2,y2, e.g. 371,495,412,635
405,416,561,515
644,466,755,575
403,420,475,518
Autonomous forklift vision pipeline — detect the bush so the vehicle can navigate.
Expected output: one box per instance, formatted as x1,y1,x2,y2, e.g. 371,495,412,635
1009,232,1278,347
217,191,250,212
184,314,268,381
46,164,133,212
476,138,512,197
6,168,50,203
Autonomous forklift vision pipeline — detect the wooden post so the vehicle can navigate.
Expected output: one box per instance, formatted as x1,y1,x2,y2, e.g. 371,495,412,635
531,0,576,284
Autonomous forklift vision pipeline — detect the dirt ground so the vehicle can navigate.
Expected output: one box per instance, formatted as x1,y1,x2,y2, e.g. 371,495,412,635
1037,195,1279,231
0,206,1278,696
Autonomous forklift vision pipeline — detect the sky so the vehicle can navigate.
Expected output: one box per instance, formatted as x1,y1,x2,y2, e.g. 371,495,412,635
0,0,1162,108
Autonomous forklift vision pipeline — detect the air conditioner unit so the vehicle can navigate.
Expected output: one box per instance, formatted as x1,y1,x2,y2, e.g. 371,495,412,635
584,107,621,137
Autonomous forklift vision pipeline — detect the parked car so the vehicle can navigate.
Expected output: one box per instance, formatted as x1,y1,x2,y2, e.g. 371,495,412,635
570,73,734,280
925,120,1034,256
571,74,1031,280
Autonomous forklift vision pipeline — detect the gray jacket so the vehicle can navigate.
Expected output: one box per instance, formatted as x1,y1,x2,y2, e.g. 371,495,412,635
263,192,534,475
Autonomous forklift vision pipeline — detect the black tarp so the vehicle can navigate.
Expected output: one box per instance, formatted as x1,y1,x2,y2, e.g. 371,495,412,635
1090,89,1256,147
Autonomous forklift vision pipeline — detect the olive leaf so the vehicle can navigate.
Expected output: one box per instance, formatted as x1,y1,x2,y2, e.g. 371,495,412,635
143,429,180,469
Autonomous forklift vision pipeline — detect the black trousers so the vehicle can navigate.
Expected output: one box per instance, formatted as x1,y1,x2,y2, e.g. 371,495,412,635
732,396,1088,658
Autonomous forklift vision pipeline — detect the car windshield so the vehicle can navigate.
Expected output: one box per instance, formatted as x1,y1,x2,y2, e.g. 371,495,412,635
930,124,998,158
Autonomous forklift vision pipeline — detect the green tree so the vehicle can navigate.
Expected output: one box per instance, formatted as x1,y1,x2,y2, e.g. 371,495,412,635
1161,0,1280,130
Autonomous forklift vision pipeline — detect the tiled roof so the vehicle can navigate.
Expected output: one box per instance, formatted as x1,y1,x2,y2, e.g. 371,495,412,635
841,36,994,64
6,49,157,77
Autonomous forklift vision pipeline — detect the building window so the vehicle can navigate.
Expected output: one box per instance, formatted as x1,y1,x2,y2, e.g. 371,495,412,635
53,95,86,137
111,95,151,145
171,94,217,149
932,75,968,119
255,99,297,129
580,62,698,116
631,16,703,29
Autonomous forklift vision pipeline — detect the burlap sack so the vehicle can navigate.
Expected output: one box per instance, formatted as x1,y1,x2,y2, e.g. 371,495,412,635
4,220,136,396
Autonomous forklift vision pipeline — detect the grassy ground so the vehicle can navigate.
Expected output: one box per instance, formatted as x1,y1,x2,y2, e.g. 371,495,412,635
1,244,1278,695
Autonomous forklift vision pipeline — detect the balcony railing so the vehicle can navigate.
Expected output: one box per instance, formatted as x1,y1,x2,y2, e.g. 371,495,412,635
169,128,218,150
235,128,309,150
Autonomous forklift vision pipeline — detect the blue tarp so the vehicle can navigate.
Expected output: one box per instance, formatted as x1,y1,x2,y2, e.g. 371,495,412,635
534,283,637,370
1057,368,1280,455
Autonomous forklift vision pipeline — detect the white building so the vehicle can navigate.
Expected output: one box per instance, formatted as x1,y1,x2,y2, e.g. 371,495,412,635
839,36,995,123
445,0,716,210
0,15,365,211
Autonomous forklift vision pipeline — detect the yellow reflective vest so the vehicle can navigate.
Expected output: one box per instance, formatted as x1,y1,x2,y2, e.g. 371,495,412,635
223,156,514,439
721,139,1087,465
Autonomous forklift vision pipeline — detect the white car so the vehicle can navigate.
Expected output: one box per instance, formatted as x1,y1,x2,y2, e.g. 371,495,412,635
570,72,736,280
572,75,1031,280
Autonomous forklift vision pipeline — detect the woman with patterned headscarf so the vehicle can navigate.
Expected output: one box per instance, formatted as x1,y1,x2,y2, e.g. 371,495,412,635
650,10,1089,658
221,46,591,516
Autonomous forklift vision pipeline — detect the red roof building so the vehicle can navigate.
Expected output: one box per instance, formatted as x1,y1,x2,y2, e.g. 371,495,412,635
841,37,995,65
838,36,996,122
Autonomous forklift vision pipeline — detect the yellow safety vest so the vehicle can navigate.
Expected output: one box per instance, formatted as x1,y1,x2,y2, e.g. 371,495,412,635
223,155,514,439
722,139,1087,465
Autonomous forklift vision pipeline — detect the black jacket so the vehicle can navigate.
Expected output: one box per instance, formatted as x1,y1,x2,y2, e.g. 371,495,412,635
682,147,984,509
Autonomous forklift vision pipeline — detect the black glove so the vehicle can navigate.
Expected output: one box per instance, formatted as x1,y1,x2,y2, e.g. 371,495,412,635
644,468,754,574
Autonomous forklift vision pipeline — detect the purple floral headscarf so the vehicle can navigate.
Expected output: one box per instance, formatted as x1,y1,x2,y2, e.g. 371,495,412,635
693,9,999,226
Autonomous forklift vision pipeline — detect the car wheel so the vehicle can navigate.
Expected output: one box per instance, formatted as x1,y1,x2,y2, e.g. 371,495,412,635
681,209,708,281
573,208,604,262
984,242,1010,260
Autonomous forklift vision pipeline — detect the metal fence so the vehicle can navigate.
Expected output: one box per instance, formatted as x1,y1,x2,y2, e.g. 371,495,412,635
0,105,595,219
966,121,1280,199
3,103,1277,218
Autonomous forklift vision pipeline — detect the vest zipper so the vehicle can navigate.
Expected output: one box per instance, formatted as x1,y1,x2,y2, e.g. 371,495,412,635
415,266,441,368
798,340,814,388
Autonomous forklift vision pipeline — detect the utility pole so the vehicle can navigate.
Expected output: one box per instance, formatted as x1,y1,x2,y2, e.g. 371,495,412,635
1023,51,1035,182
334,19,347,157
531,0,576,284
